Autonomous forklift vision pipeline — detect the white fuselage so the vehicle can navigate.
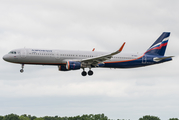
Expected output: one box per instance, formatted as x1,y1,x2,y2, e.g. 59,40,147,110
2,32,173,76
3,48,141,66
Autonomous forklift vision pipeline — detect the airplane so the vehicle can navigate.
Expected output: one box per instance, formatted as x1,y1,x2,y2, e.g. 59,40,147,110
3,32,173,76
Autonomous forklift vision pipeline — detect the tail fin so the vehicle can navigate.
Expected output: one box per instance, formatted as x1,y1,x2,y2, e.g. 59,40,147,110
145,32,170,56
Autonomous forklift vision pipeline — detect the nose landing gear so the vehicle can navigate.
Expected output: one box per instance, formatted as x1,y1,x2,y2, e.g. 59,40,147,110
20,64,24,73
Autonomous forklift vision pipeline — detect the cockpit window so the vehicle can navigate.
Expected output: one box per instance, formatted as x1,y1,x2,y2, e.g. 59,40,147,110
8,51,13,54
8,51,16,54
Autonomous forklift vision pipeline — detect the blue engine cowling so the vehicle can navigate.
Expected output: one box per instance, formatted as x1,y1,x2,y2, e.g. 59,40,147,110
58,65,69,71
66,61,81,70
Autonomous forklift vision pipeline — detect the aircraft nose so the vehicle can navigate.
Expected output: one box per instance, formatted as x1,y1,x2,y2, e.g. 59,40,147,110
3,55,9,61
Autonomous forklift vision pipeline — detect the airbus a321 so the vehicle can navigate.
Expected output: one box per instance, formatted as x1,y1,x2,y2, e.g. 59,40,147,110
3,32,173,76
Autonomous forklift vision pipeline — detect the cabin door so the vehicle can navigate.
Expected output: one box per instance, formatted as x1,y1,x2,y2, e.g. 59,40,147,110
55,51,60,59
21,48,26,58
142,55,147,64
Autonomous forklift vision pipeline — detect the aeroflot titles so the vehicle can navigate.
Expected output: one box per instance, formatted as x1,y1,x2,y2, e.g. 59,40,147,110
32,49,52,52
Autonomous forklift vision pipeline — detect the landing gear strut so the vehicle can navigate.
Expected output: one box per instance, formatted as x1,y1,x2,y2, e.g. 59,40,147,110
20,64,24,73
81,68,87,76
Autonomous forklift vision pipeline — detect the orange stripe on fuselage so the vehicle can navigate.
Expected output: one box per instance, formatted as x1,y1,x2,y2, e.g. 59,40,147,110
104,54,145,64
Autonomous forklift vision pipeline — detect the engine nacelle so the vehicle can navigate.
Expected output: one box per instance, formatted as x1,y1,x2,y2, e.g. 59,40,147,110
58,65,69,71
97,63,105,67
66,61,81,70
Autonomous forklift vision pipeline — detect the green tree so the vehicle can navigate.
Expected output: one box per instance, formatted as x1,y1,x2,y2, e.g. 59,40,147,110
0,116,3,120
69,115,80,120
19,115,30,120
2,113,20,120
43,116,59,120
169,118,179,120
21,115,28,117
100,113,108,120
94,114,100,120
34,118,44,120
27,115,37,120
81,114,89,120
139,115,160,120
0,113,109,120
3,114,20,120
89,114,94,120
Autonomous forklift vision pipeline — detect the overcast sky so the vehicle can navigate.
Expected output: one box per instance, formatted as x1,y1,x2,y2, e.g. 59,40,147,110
0,0,179,120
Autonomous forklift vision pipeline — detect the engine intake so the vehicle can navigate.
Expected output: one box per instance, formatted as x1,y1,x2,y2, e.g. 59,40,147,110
58,65,69,71
66,61,81,70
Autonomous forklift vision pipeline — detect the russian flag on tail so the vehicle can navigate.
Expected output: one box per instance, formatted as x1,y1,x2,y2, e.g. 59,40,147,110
145,32,170,56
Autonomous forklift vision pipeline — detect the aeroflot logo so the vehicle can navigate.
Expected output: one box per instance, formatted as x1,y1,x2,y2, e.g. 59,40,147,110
149,37,169,50
32,49,52,52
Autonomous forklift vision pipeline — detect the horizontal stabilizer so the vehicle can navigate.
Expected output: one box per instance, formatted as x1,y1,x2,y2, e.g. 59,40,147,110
153,56,174,62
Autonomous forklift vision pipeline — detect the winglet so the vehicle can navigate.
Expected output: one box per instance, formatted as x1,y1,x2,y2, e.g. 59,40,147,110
81,42,126,64
110,42,126,56
119,42,126,52
92,48,95,51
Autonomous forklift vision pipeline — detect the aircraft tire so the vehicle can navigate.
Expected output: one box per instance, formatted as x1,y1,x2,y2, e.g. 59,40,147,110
20,69,24,73
81,71,87,76
88,70,93,76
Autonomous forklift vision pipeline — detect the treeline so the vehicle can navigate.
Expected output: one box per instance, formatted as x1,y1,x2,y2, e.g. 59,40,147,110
139,115,179,120
0,114,178,120
0,114,108,120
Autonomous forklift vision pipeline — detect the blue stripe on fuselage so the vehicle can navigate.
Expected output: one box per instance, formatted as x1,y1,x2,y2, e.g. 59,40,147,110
103,54,172,68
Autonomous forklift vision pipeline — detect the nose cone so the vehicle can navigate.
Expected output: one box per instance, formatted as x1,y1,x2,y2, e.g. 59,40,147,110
3,54,9,61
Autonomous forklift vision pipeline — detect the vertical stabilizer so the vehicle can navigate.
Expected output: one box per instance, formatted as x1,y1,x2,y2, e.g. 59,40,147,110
145,32,170,56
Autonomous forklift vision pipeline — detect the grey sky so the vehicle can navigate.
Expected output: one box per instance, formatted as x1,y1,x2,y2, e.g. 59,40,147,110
0,0,179,120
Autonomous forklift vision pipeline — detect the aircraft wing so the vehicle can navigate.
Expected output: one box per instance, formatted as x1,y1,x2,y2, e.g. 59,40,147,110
80,42,125,67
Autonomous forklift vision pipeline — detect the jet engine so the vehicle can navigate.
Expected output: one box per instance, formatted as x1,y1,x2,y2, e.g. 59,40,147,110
58,65,69,71
66,61,81,70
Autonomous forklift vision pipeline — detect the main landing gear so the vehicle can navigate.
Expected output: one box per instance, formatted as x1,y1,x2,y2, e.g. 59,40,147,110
20,64,24,73
81,68,93,76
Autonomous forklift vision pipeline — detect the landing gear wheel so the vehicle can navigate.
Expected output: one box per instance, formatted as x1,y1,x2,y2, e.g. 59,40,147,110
20,69,24,73
81,71,87,76
88,70,93,76
20,64,24,73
